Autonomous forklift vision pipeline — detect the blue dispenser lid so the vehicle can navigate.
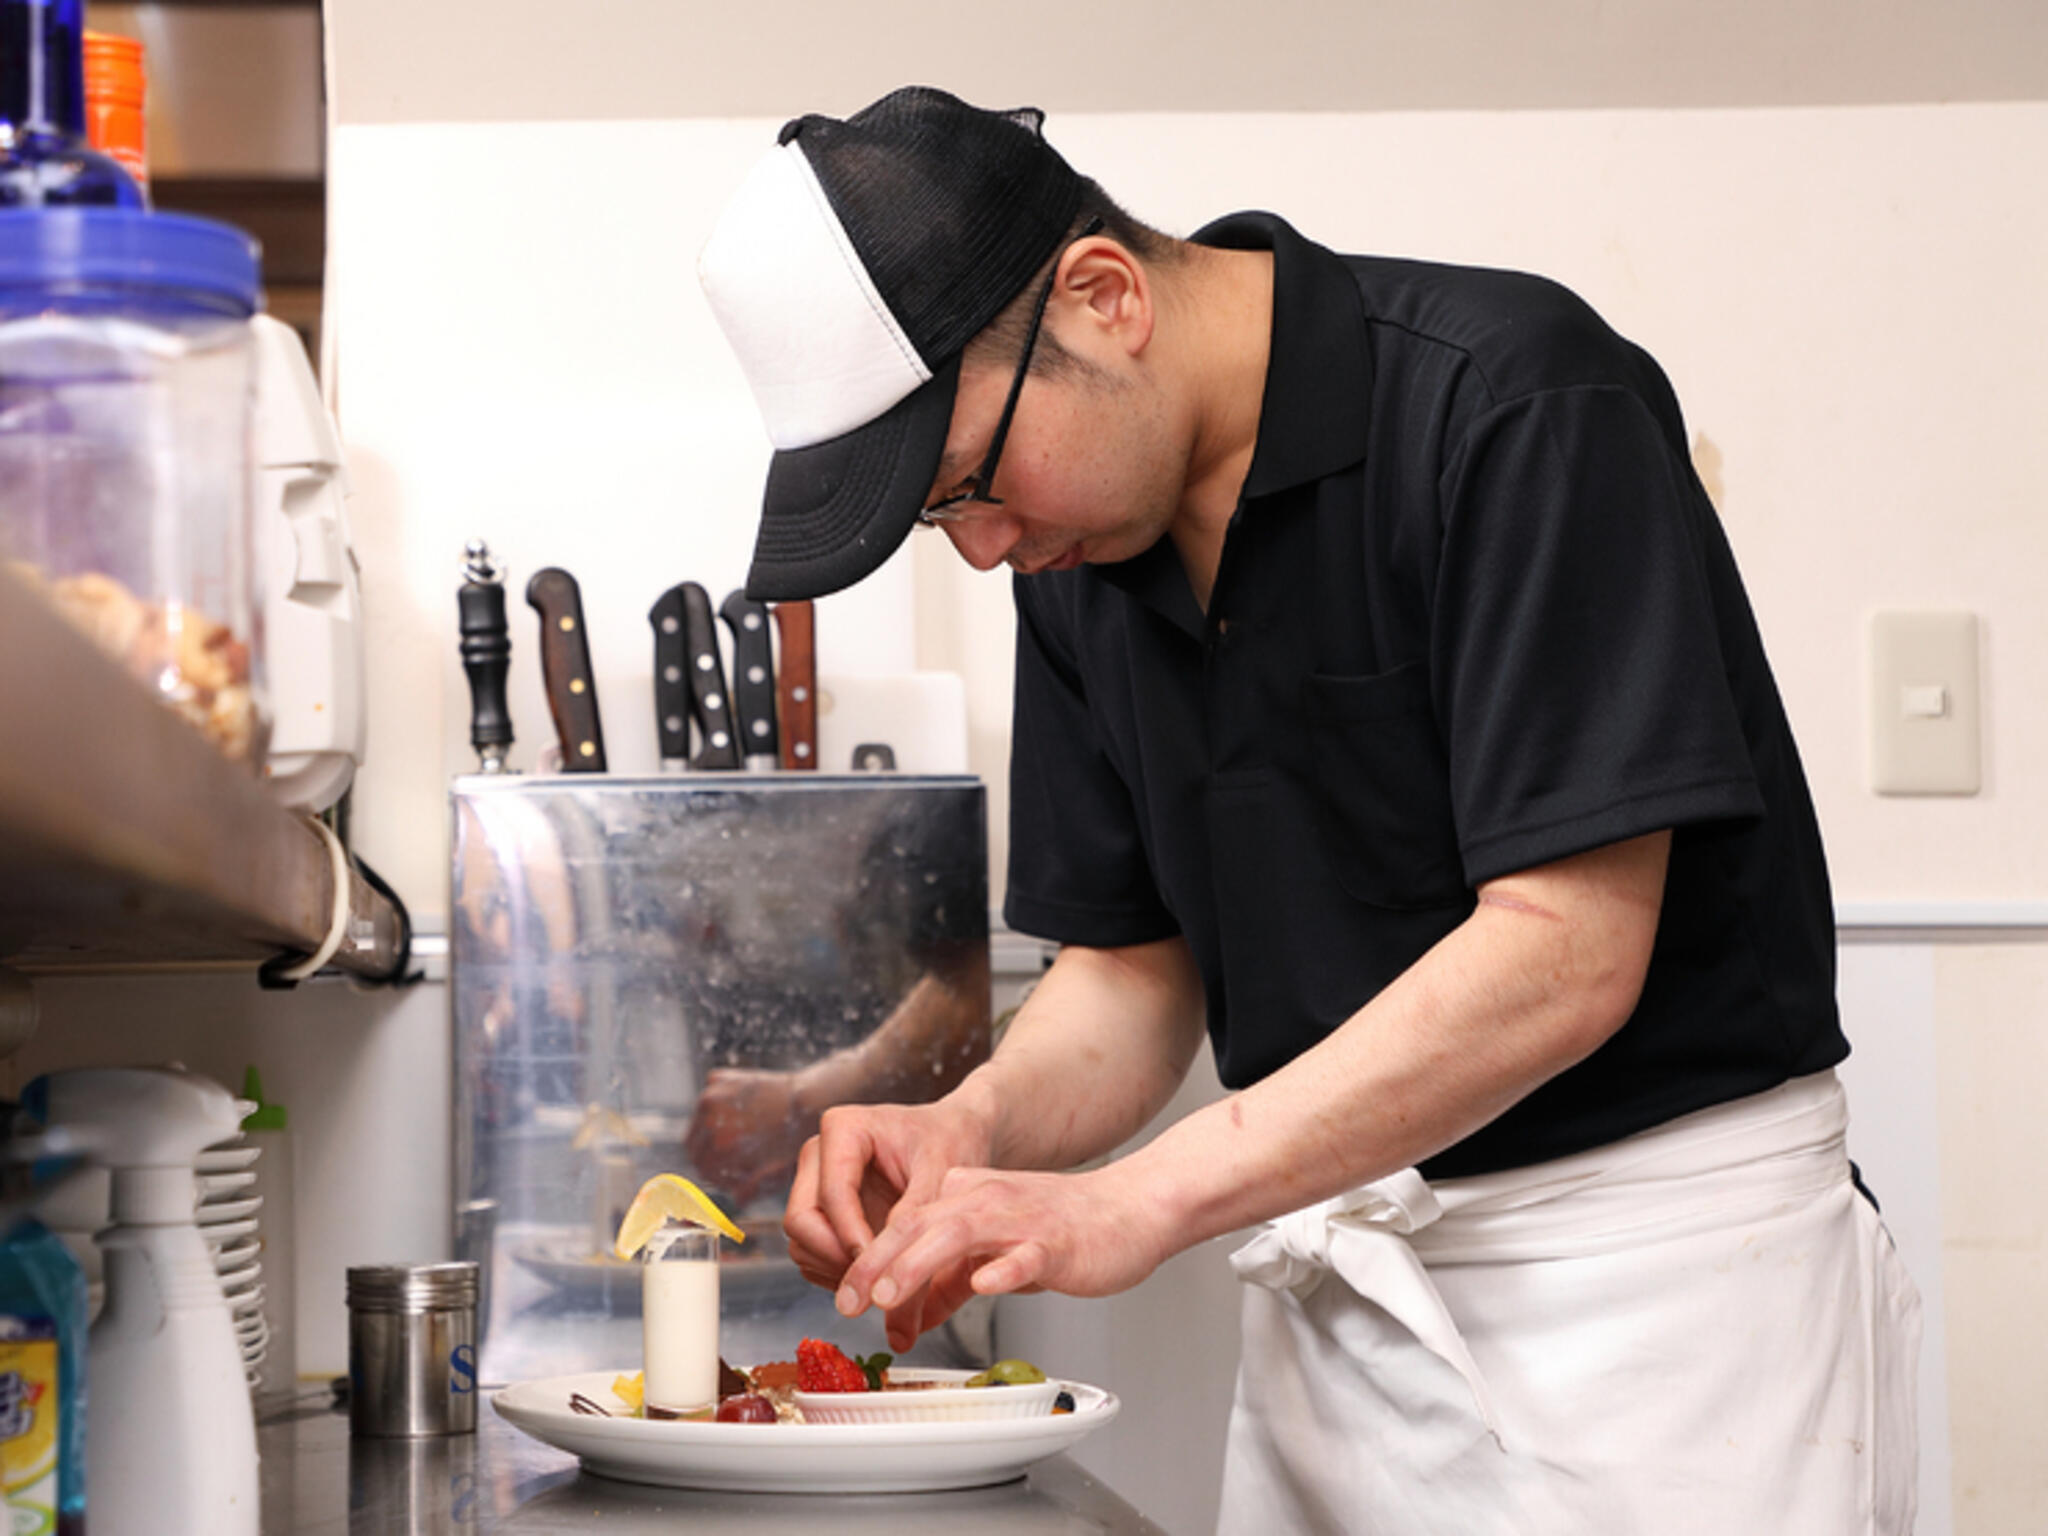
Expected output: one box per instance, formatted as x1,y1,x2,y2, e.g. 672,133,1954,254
0,208,262,314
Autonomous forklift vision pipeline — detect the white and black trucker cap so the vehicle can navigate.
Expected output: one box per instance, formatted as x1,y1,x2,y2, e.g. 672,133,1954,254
699,87,1085,601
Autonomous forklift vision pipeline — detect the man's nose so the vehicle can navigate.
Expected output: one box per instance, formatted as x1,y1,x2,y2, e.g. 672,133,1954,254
943,514,1020,572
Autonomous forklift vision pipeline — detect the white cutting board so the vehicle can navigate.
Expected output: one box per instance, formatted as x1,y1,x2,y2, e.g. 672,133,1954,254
813,672,970,774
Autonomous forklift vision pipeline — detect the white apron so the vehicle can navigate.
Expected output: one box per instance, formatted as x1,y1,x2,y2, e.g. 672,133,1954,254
1217,1071,1922,1535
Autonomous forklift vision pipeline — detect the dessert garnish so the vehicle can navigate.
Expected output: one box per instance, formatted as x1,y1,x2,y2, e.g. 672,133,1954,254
612,1173,746,1259
714,1394,777,1423
580,1350,1064,1423
964,1358,1047,1387
795,1338,875,1393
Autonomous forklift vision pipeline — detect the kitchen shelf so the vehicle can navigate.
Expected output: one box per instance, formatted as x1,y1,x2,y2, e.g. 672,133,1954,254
0,566,405,980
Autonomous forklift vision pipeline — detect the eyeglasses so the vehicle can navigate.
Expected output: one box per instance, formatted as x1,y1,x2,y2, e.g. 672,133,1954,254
918,216,1106,528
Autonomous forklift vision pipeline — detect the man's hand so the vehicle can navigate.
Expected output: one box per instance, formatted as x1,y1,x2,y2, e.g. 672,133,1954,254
831,1163,1175,1347
781,936,1205,1350
782,1097,998,1342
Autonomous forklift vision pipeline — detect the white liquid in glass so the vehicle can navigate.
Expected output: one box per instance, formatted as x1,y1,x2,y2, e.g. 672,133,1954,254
642,1250,719,1416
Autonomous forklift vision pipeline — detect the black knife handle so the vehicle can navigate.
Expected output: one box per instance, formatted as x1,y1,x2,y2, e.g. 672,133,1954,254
457,553,514,768
525,567,608,773
719,590,779,766
679,583,741,770
649,585,692,765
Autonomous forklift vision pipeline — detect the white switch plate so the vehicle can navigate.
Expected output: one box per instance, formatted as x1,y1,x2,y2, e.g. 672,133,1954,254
1868,611,1980,795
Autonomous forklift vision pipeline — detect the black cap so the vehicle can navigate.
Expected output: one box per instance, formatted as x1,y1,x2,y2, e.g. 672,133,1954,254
699,87,1085,600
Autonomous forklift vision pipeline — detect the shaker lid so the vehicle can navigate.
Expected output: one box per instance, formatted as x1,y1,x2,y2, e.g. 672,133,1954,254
0,208,261,314
347,1261,480,1313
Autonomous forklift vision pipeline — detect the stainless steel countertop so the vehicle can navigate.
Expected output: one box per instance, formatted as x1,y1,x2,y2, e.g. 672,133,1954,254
259,1391,1165,1535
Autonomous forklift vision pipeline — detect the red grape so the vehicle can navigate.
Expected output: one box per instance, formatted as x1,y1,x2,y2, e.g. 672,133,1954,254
714,1393,777,1424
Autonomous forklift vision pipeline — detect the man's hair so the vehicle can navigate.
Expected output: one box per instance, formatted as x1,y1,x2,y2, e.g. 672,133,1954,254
963,178,1181,382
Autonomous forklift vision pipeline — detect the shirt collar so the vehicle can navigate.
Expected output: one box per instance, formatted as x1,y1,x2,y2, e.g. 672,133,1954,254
1085,211,1372,634
1190,211,1374,499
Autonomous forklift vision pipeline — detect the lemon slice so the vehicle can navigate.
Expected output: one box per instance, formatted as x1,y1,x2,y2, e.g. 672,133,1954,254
612,1172,746,1259
612,1371,645,1413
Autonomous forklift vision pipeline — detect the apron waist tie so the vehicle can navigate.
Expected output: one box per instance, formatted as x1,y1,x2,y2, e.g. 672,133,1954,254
1229,1070,1852,1449
1230,1166,1505,1439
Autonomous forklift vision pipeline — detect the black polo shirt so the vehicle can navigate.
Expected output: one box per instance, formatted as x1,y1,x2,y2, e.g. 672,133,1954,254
1002,212,1846,1178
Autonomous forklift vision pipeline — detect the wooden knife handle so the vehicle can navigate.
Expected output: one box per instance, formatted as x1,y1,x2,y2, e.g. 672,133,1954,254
772,599,816,771
525,567,608,772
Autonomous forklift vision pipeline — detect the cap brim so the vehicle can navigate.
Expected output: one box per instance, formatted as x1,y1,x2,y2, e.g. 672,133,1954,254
743,356,961,602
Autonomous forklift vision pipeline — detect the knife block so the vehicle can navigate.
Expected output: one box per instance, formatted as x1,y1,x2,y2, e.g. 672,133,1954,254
449,774,989,1383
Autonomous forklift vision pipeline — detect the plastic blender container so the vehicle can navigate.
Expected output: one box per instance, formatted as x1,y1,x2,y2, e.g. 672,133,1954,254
0,208,269,766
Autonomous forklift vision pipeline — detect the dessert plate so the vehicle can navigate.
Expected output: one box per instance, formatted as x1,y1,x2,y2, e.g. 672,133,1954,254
492,1369,1118,1494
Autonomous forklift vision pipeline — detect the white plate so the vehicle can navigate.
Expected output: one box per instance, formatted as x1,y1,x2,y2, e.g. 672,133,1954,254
196,1170,258,1200
203,1218,260,1249
196,1147,260,1174
198,1195,261,1225
216,1259,262,1294
492,1369,1118,1494
212,1237,262,1272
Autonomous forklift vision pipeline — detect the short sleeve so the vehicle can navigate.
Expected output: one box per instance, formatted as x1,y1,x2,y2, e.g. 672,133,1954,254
1434,384,1766,884
1002,579,1181,946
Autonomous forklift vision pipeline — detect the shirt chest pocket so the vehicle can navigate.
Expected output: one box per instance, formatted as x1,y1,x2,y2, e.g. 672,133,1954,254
1306,663,1470,912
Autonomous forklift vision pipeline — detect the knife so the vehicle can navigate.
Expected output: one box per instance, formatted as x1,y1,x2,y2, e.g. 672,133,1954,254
525,566,607,772
679,582,742,770
648,585,693,771
719,590,779,771
771,599,817,771
457,540,514,773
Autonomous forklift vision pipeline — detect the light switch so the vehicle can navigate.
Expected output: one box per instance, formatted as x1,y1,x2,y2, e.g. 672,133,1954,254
1869,611,1980,795
1900,684,1948,719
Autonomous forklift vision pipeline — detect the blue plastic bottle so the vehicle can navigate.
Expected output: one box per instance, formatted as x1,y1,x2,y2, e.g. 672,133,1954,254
0,0,144,206
0,1213,87,1536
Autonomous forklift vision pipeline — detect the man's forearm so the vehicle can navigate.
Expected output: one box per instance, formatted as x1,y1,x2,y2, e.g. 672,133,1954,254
949,936,1207,1173
1120,832,1670,1247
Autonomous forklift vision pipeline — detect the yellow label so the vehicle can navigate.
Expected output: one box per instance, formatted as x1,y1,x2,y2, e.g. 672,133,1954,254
0,1335,60,1529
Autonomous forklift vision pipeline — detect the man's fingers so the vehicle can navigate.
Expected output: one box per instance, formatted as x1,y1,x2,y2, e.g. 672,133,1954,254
856,1204,1007,1320
783,1137,855,1283
970,1239,1048,1297
814,1115,884,1258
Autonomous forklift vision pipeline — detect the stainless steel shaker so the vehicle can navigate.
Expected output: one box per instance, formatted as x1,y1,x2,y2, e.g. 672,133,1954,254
346,1262,479,1437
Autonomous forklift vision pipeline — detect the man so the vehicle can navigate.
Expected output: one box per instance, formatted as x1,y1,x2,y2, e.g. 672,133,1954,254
698,87,1920,1532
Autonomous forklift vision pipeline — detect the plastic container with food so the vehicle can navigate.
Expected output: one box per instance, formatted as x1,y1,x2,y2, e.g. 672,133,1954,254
792,1367,1060,1426
0,207,269,767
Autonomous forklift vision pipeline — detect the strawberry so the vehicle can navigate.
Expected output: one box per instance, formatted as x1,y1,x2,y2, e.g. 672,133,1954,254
796,1338,870,1393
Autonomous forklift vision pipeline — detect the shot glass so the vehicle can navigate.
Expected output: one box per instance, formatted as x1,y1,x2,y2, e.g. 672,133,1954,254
640,1223,719,1419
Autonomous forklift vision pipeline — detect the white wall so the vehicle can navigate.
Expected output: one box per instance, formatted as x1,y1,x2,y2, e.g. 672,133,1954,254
314,99,2046,1532
324,0,2048,122
335,102,2048,923
918,104,2048,912
328,117,927,914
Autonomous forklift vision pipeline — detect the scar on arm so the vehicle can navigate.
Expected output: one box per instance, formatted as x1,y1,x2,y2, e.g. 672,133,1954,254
1229,1098,1243,1129
1478,888,1563,921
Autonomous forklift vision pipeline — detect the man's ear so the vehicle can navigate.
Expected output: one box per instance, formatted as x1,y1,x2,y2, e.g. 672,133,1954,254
1056,238,1154,358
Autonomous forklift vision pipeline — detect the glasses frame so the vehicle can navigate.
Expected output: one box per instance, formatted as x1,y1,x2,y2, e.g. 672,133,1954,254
917,216,1107,528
